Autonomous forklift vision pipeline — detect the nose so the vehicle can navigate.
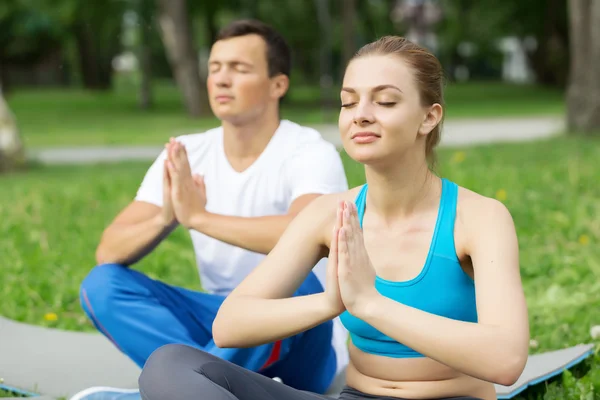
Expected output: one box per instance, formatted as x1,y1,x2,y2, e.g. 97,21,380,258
210,69,232,89
352,101,375,126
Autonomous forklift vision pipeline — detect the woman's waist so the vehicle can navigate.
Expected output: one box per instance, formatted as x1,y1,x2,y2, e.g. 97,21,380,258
346,343,495,400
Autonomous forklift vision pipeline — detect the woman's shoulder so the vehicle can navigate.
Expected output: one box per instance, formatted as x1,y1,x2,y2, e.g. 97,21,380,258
303,185,364,216
295,186,365,234
455,183,516,243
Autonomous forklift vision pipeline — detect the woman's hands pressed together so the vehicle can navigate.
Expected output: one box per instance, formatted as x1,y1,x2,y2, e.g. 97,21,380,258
325,200,379,317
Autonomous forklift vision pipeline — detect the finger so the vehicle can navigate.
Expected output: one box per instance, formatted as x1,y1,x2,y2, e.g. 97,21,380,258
166,159,178,182
167,139,176,160
342,201,352,237
329,226,338,262
163,160,171,189
350,201,361,233
174,142,189,169
338,227,349,258
193,174,205,189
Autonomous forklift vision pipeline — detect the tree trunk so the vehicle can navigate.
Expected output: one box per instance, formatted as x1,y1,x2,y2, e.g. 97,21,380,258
528,0,569,88
73,10,121,91
0,89,25,173
342,0,357,67
566,0,600,133
315,0,334,112
138,0,154,110
156,0,208,117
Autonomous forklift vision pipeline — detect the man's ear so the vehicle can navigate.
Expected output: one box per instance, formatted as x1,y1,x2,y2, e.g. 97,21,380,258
270,74,289,100
418,103,443,136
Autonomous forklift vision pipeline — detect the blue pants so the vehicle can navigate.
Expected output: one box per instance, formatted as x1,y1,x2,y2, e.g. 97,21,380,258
79,264,337,394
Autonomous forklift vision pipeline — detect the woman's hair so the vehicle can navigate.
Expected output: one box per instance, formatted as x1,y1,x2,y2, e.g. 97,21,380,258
351,36,446,169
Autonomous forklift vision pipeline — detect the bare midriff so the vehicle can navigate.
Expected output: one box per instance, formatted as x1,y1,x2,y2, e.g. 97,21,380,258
345,342,497,400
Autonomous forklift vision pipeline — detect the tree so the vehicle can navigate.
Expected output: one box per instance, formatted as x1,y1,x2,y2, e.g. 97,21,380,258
566,0,600,134
156,0,208,117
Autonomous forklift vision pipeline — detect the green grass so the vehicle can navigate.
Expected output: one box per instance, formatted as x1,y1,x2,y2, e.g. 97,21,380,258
1,135,598,398
6,80,564,148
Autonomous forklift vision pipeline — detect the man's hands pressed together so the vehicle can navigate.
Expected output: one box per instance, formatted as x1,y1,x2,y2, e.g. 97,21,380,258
164,138,207,229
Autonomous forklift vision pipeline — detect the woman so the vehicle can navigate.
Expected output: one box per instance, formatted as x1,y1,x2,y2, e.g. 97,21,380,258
138,35,530,400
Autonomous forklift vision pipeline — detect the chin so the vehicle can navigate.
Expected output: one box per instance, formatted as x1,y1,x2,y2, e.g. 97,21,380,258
343,145,385,165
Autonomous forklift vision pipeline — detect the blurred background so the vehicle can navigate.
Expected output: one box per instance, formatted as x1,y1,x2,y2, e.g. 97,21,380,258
0,0,598,398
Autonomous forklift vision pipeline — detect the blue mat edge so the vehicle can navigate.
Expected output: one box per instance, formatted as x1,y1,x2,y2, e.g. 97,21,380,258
496,347,595,399
0,383,40,397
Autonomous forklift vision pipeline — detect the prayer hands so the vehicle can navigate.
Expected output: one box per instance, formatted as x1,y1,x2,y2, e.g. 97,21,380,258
164,138,207,228
327,201,378,316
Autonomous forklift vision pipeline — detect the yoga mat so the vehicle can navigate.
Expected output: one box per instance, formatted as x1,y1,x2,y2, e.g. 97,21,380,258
1,316,595,399
494,343,595,399
0,316,139,399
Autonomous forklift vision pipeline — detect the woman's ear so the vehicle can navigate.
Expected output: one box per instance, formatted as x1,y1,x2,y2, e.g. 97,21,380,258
418,103,443,136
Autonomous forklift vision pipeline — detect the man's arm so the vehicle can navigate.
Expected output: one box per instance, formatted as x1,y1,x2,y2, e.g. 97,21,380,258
169,136,348,255
97,148,178,266
190,193,320,255
95,201,177,266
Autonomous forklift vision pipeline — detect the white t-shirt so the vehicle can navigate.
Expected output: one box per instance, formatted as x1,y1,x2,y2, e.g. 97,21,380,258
135,119,349,375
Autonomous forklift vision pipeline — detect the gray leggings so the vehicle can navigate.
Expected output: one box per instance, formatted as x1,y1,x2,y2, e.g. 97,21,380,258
139,344,482,400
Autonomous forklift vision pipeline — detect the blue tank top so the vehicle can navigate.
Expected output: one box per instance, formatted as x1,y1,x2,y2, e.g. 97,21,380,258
339,178,478,358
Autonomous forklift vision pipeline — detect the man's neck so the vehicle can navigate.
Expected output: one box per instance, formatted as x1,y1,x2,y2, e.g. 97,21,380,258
221,111,281,172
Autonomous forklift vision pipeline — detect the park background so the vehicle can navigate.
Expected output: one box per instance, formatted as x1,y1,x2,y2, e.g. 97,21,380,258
0,0,599,398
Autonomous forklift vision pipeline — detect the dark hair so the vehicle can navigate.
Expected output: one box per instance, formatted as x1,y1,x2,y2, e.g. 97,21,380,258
216,19,291,78
352,36,445,169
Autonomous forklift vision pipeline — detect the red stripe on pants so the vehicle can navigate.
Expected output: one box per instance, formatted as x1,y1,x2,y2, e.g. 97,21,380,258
260,340,282,370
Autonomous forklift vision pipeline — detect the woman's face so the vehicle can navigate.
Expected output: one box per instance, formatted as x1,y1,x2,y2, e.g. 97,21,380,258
338,54,438,167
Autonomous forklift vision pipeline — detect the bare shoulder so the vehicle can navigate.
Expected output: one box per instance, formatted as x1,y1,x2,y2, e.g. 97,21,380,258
296,186,364,243
455,185,518,255
456,186,514,226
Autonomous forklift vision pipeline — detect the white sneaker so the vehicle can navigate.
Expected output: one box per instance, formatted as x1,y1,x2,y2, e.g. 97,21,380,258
69,387,140,400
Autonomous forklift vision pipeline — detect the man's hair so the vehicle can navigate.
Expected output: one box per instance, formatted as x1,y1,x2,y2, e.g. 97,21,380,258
216,19,291,78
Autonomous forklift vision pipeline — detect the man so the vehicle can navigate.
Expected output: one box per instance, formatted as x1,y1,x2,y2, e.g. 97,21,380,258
70,19,349,400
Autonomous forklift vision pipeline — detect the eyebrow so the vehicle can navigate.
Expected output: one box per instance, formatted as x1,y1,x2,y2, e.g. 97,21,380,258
341,84,403,94
208,60,253,68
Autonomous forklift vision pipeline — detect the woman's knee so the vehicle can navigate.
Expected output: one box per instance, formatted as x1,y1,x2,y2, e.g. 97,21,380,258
139,344,224,398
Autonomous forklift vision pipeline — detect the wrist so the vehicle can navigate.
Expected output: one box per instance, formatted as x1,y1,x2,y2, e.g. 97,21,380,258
349,289,382,320
189,209,210,231
154,213,175,230
320,293,345,319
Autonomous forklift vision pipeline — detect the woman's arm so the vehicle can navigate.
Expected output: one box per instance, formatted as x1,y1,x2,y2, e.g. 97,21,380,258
350,196,530,386
212,194,343,348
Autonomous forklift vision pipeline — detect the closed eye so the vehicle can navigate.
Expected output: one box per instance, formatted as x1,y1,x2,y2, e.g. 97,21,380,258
378,102,396,107
341,103,356,108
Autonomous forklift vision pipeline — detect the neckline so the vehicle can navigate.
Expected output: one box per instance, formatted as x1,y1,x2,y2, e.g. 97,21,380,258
357,178,447,287
217,120,285,178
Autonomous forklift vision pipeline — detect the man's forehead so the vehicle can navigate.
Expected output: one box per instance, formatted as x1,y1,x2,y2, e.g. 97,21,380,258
209,35,266,63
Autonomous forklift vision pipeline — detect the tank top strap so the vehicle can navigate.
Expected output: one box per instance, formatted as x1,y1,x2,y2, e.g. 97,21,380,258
354,184,368,229
432,178,459,259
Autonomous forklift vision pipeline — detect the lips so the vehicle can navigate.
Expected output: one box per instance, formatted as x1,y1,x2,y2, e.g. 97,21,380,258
351,132,380,144
215,95,234,102
351,132,380,139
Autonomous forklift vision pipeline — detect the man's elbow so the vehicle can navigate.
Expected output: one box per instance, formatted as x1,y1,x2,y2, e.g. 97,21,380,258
95,243,125,266
95,245,110,265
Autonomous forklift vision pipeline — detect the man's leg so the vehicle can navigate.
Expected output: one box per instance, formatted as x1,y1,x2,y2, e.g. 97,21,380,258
79,263,279,371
